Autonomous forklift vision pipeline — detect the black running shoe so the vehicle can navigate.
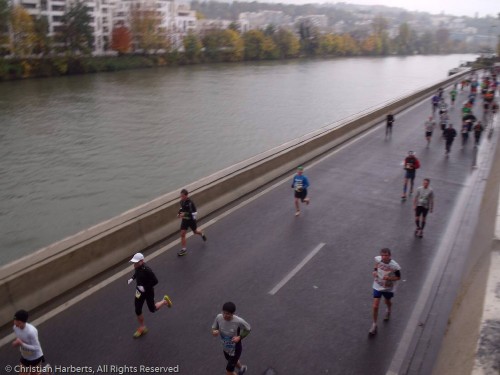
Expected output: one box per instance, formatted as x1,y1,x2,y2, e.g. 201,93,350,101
177,249,187,257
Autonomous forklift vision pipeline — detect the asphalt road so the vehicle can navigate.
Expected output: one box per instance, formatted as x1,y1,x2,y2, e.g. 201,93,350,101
0,83,492,375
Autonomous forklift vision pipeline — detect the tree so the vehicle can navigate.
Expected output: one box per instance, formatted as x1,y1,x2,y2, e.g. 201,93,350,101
243,29,265,60
32,16,51,56
0,0,9,48
395,23,413,55
202,29,243,62
129,3,167,53
58,2,93,54
273,28,299,58
111,22,131,54
361,34,382,55
261,36,278,59
183,31,202,63
9,5,36,57
297,19,319,56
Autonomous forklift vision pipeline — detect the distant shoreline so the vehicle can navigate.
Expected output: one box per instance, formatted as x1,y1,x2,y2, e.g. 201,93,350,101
0,53,489,82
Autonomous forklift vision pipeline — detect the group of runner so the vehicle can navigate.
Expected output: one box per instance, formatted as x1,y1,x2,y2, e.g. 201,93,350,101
373,70,498,336
11,70,498,373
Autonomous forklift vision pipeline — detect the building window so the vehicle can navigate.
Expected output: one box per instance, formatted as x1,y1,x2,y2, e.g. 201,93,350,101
41,0,47,10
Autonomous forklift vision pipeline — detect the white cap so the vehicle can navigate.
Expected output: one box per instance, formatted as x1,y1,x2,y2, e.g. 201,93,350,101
130,253,144,263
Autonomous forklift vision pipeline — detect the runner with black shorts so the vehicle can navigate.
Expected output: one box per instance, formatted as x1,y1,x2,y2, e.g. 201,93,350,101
212,302,251,375
424,116,434,147
177,189,206,256
413,178,434,238
128,253,172,338
401,151,420,200
386,112,395,137
12,310,47,375
291,166,310,216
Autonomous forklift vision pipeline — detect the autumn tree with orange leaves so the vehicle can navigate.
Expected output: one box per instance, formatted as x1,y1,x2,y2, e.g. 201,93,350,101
111,22,131,54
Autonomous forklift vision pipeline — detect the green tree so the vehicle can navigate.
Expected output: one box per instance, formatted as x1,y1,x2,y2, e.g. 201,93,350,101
183,31,202,63
316,34,334,56
297,19,319,56
0,0,9,49
261,36,278,59
32,16,51,56
9,5,36,57
272,28,299,58
58,2,93,54
243,29,265,60
228,21,239,32
394,23,413,55
202,29,243,62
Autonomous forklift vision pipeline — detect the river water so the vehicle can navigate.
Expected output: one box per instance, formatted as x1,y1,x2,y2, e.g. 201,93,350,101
0,54,475,264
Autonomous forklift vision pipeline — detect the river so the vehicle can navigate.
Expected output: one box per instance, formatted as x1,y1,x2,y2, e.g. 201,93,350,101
0,54,476,264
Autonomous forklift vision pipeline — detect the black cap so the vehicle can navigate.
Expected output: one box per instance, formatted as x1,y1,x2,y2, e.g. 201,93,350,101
14,310,28,322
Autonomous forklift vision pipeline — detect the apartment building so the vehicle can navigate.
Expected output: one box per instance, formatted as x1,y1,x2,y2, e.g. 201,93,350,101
11,0,113,54
12,0,196,54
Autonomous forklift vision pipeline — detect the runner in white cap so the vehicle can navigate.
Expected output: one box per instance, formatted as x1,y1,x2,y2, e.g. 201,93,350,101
128,252,173,338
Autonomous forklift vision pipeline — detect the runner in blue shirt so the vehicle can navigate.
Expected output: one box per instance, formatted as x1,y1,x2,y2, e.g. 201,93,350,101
291,166,310,216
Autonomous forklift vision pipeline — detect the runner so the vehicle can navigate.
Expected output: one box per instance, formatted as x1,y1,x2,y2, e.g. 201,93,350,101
438,99,448,116
212,302,251,375
413,178,434,238
450,88,457,106
401,151,420,200
291,166,310,216
439,112,449,137
443,124,457,155
386,112,395,137
128,252,172,338
369,248,401,336
461,121,471,147
12,310,46,375
431,94,440,114
473,121,484,146
177,188,207,256
424,116,434,147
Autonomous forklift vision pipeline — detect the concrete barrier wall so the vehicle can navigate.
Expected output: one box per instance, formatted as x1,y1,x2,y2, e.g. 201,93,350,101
0,70,471,328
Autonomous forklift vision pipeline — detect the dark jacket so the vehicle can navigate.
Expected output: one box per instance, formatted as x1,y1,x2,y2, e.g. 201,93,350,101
179,198,197,220
132,265,158,290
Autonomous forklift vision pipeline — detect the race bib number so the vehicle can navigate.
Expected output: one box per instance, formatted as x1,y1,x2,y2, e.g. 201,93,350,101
221,334,236,356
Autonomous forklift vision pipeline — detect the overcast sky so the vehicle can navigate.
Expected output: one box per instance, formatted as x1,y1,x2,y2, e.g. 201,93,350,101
266,0,500,18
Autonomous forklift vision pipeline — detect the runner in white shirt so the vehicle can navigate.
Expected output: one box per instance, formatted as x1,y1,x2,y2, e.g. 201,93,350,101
424,116,435,147
369,248,401,336
12,310,45,375
413,178,434,238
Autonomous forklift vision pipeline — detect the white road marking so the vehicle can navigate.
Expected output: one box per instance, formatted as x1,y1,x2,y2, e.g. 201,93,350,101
268,243,326,295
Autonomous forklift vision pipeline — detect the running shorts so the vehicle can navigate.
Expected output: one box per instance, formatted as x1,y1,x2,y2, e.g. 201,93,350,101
294,189,308,201
415,206,429,218
181,219,198,232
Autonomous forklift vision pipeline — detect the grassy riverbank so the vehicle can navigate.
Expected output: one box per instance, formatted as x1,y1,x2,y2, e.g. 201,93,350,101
0,53,494,81
0,54,182,80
